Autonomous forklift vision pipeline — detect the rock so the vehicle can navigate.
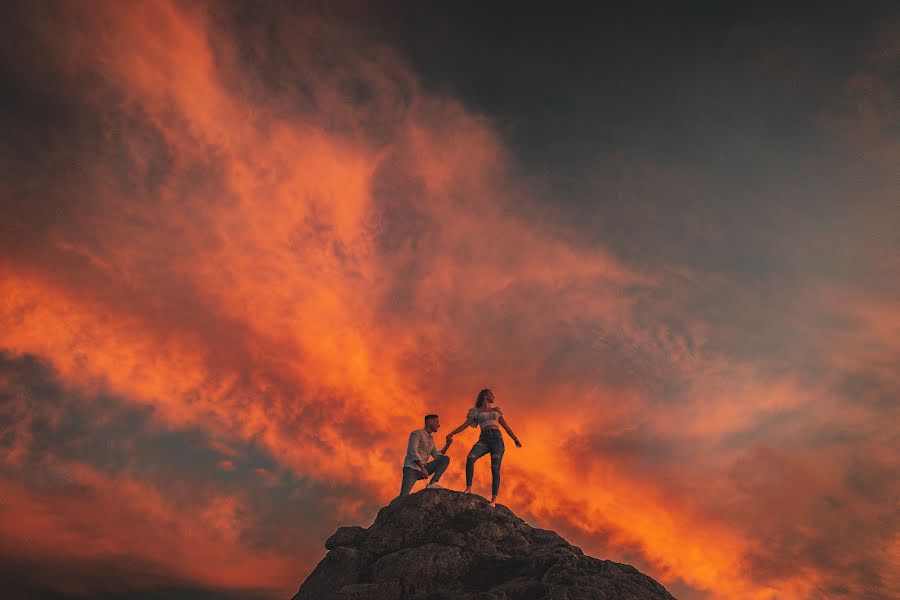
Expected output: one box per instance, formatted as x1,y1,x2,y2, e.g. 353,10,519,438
326,526,367,550
292,490,676,600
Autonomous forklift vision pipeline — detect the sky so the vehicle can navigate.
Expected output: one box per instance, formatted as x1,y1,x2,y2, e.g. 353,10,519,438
0,1,897,599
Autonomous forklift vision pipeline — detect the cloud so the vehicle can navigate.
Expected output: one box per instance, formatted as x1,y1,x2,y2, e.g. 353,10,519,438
0,351,359,596
0,2,897,599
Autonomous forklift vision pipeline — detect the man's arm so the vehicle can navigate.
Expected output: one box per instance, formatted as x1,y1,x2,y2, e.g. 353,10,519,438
407,431,429,477
431,438,451,458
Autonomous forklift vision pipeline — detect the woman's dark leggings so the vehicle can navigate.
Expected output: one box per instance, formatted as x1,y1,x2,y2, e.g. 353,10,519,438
466,428,505,496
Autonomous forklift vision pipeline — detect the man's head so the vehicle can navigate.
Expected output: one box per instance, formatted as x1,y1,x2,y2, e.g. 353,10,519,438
424,414,440,433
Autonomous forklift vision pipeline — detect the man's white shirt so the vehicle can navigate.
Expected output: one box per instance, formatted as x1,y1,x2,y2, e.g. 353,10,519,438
403,428,443,470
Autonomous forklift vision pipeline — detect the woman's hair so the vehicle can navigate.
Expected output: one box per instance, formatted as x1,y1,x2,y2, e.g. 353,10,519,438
475,388,493,408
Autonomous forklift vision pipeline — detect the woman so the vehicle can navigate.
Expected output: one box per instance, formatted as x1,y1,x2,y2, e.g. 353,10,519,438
446,388,522,507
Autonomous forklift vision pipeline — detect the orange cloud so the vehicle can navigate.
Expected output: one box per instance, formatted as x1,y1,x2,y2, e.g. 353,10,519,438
0,464,297,596
0,2,897,599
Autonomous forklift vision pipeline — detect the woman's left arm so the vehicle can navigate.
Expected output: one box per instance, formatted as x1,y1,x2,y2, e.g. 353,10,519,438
498,416,522,447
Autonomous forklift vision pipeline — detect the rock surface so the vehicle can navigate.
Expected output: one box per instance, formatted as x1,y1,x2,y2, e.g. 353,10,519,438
292,490,676,600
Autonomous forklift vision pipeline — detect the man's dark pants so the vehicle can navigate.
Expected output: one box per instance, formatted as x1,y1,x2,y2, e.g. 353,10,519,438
398,455,450,497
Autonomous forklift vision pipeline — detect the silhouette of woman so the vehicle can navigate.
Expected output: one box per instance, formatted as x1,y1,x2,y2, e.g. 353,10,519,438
446,388,522,507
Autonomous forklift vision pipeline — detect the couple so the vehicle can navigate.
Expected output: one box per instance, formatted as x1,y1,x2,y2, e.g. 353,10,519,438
398,388,522,508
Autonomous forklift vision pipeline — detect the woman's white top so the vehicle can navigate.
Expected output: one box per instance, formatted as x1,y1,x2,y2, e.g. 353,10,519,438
467,406,503,429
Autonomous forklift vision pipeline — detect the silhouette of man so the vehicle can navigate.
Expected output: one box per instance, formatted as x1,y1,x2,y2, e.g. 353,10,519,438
398,414,451,498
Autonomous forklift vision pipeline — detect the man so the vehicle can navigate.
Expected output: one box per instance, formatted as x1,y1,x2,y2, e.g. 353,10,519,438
398,414,451,498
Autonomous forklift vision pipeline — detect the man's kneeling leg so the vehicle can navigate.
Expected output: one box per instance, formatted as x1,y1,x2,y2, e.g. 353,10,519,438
425,454,450,484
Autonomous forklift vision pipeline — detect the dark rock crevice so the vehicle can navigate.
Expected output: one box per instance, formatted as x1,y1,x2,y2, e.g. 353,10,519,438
293,490,676,600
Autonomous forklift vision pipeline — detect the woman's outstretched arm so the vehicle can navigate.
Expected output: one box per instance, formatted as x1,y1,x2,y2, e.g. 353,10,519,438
498,416,522,447
445,418,476,444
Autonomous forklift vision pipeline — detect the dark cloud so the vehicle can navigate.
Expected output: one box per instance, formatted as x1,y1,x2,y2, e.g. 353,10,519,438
0,351,380,596
0,554,273,600
722,445,899,599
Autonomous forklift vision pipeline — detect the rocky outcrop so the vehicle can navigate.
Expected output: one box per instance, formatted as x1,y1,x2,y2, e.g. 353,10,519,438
293,489,676,600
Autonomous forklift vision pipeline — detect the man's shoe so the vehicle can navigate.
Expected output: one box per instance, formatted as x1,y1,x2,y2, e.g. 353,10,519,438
425,482,445,489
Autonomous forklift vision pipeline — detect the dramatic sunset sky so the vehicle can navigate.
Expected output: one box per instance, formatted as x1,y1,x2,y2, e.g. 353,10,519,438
1,2,897,599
